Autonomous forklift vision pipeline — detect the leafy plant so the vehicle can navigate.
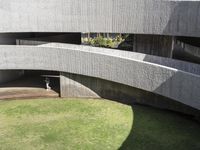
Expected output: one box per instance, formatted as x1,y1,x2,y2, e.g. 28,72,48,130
82,33,128,48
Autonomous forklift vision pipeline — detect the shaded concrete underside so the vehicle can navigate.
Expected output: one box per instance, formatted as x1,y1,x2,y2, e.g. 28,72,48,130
60,72,200,117
0,70,24,85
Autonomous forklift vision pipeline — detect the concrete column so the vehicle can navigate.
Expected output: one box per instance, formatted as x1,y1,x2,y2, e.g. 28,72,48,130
60,72,100,98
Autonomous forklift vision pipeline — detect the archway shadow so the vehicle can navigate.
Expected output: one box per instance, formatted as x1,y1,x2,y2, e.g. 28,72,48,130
119,104,200,150
62,72,200,149
118,72,200,149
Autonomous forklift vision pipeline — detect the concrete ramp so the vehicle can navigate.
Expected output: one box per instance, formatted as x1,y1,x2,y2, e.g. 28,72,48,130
0,44,199,111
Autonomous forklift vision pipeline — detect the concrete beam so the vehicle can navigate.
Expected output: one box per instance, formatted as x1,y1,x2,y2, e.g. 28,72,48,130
0,0,199,37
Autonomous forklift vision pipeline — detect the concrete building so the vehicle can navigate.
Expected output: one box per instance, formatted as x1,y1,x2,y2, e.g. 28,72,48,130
0,0,199,117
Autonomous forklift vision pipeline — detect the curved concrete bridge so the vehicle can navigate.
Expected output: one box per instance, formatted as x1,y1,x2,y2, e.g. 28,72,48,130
0,44,199,111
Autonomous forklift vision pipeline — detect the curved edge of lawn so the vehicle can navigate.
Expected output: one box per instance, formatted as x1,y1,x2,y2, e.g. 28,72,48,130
0,98,200,150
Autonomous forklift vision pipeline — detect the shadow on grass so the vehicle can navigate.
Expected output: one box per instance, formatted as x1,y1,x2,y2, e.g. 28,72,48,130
119,105,200,150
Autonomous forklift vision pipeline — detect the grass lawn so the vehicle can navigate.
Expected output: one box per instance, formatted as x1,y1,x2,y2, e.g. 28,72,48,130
0,98,199,150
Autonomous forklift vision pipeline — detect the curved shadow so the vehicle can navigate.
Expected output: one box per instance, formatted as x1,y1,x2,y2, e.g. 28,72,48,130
59,72,200,149
118,105,134,150
119,104,200,150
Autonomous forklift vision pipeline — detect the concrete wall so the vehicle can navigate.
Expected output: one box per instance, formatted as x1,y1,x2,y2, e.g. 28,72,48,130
0,33,33,45
60,72,100,98
0,70,24,85
16,33,81,45
43,43,200,76
132,34,174,58
0,0,199,37
0,33,80,45
60,72,200,116
173,42,200,64
0,44,199,110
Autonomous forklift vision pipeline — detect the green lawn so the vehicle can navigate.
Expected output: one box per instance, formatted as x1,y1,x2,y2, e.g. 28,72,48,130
0,98,199,150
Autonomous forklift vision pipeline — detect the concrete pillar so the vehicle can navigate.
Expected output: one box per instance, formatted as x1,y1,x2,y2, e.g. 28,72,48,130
60,72,100,98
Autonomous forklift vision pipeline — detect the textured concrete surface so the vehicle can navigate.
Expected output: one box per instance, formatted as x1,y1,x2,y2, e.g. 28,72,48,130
132,34,174,57
60,72,100,98
60,72,200,116
17,40,200,75
0,44,199,110
42,43,200,76
0,0,199,37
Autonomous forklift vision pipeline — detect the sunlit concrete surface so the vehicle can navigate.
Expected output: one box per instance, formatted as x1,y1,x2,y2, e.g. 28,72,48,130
0,0,199,37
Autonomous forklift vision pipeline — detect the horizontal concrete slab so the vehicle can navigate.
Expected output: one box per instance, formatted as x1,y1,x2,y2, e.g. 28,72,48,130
0,0,199,37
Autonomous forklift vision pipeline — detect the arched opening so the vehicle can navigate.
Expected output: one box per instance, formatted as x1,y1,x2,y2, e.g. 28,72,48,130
0,70,60,99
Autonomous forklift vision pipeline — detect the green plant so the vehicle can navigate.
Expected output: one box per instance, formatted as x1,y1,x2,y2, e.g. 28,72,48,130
82,33,129,48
